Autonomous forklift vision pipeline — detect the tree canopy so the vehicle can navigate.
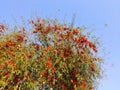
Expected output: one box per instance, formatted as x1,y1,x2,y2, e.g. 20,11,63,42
0,18,102,90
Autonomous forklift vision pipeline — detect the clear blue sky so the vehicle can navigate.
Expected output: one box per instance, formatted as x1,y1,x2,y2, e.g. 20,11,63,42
0,0,120,90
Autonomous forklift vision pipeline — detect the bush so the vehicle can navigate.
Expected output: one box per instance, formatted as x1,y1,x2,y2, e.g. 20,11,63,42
0,18,102,90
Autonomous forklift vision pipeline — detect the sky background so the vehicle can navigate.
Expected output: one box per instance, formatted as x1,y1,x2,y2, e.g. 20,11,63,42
0,0,120,90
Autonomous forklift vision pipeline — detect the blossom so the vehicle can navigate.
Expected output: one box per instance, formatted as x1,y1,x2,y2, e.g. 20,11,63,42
45,45,51,51
0,65,3,69
0,24,5,30
46,61,53,68
73,29,79,35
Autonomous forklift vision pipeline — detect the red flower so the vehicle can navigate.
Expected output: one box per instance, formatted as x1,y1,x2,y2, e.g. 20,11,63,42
89,85,94,90
93,45,98,52
40,70,48,77
34,44,41,50
64,49,71,57
71,78,78,85
62,84,67,90
64,27,69,30
4,71,9,79
72,69,78,75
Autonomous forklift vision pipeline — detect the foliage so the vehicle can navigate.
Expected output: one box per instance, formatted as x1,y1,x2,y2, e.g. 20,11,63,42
0,18,102,90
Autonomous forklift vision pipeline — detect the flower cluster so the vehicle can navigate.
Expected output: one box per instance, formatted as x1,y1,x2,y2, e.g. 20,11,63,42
0,18,102,90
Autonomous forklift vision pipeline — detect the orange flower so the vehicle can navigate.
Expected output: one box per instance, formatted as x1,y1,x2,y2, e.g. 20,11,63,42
25,75,30,80
46,61,53,68
90,63,95,72
60,53,64,58
4,74,9,79
67,31,73,38
81,81,86,90
5,60,14,65
9,51,16,55
73,29,79,35
58,27,62,30
0,65,3,69
37,23,43,30
16,34,24,43
45,45,51,51
59,34,64,39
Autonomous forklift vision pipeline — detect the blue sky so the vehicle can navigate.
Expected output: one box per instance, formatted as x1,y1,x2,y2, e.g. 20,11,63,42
0,0,120,90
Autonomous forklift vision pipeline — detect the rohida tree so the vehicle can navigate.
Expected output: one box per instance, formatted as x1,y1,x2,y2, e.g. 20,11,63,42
0,18,102,90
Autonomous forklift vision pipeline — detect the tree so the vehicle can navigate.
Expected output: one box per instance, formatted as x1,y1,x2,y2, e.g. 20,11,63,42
0,18,102,90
